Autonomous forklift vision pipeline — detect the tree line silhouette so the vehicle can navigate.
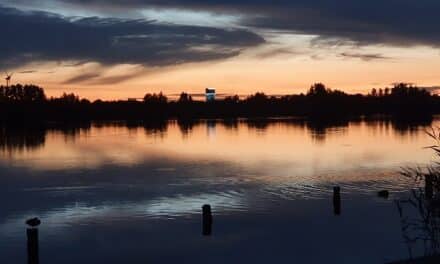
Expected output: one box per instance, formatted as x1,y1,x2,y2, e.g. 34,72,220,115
0,83,438,122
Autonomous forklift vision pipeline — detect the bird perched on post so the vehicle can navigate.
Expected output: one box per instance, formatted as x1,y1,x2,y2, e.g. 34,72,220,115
26,217,41,227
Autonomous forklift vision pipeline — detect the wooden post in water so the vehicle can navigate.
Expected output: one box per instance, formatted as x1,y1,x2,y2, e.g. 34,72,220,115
202,204,212,236
26,218,41,264
333,187,341,216
426,174,434,200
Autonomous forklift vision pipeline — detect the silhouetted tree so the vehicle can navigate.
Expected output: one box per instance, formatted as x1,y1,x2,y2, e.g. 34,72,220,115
53,93,80,104
178,92,192,103
0,84,46,102
143,92,168,104
224,95,240,104
391,83,429,97
245,92,268,103
307,83,329,96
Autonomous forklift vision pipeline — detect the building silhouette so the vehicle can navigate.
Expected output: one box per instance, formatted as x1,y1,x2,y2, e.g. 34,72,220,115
205,88,216,102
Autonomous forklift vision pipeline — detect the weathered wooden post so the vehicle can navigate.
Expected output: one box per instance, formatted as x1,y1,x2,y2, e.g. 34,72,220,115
26,217,41,264
378,190,390,199
425,174,434,200
202,204,212,236
333,186,341,215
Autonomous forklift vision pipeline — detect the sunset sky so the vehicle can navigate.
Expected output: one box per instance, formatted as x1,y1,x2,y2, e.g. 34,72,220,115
2,0,440,100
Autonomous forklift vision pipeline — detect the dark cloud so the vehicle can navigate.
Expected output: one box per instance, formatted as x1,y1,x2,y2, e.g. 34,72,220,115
0,5,264,69
41,0,440,48
63,73,101,84
339,52,391,61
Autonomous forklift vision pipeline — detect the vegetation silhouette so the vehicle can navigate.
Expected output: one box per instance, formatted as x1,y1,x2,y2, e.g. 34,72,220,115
393,129,440,263
0,83,439,122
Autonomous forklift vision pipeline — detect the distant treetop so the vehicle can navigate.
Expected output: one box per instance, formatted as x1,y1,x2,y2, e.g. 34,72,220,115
0,84,46,102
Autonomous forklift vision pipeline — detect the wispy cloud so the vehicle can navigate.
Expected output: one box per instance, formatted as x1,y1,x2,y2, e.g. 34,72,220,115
63,72,101,84
339,52,392,61
255,47,300,59
88,72,144,85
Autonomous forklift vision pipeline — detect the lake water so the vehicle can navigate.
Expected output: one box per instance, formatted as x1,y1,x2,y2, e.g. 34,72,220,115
0,117,439,263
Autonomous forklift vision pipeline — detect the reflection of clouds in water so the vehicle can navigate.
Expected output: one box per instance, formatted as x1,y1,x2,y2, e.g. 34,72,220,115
0,120,435,263
258,167,416,201
0,119,436,172
0,191,246,238
145,191,246,217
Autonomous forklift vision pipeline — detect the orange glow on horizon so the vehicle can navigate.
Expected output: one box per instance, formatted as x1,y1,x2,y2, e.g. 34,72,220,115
8,45,440,100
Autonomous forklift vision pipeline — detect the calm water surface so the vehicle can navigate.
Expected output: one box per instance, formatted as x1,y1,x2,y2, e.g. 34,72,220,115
0,118,438,263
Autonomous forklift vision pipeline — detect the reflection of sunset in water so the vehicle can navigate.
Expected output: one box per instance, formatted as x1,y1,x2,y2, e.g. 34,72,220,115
0,119,437,263
0,119,436,185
